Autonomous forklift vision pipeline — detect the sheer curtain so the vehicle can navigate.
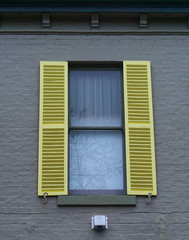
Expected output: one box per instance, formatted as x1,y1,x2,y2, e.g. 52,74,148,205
70,70,122,127
69,69,124,191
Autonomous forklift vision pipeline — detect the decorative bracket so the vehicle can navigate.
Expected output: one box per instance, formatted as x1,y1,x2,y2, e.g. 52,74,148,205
42,13,51,28
146,193,152,203
140,14,148,29
91,14,99,29
42,192,48,203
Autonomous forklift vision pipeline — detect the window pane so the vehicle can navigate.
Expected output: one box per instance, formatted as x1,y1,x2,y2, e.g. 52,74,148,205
69,130,124,190
70,70,122,127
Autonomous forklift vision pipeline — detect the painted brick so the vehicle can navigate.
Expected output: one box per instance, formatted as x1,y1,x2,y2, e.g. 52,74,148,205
0,34,189,239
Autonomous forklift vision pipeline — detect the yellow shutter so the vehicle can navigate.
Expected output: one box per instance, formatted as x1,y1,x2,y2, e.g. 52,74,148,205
123,61,157,196
38,61,68,196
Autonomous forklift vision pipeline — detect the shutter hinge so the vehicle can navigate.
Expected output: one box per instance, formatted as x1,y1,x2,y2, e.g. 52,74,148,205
146,192,152,203
42,192,48,203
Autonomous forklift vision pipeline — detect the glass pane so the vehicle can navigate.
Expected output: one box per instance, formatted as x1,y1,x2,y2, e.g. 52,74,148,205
69,130,124,190
70,70,122,127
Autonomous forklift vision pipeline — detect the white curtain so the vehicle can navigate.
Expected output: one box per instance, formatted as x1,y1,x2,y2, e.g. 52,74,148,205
70,70,122,127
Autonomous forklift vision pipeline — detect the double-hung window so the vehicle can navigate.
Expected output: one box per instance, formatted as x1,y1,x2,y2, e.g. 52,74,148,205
69,67,125,195
38,61,157,203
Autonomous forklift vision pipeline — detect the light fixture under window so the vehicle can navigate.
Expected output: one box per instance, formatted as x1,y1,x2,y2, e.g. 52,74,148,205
91,215,108,230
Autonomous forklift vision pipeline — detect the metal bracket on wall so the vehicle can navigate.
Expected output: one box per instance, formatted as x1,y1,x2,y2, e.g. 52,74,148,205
146,193,152,203
42,13,51,28
91,14,99,29
42,192,48,203
140,14,148,29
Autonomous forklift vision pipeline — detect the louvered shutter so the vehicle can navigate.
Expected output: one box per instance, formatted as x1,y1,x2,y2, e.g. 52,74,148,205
123,61,157,196
38,61,68,196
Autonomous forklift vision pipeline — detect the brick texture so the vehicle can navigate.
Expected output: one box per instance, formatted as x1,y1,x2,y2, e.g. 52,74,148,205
0,34,189,240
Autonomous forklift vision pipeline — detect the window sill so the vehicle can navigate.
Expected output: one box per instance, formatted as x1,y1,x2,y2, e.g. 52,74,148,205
58,195,136,206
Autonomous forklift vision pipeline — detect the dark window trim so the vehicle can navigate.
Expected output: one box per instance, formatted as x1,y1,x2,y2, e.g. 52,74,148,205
68,61,123,68
68,66,126,195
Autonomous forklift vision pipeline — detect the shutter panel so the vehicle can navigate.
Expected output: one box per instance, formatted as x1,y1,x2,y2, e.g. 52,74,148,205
38,61,68,196
123,61,157,196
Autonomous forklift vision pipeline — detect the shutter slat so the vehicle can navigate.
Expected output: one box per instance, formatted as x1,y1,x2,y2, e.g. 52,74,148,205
124,61,157,196
38,61,68,196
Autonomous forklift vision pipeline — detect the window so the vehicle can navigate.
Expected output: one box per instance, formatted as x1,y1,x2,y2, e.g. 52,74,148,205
38,61,157,204
69,68,125,195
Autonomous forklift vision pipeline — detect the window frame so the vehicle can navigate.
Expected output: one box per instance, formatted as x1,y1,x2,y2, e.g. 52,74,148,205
68,65,126,195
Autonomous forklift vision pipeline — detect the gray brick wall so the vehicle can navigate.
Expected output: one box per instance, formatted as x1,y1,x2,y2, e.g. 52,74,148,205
0,34,189,240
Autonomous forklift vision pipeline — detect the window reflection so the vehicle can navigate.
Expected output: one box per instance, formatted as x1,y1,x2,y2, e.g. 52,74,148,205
69,130,124,190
